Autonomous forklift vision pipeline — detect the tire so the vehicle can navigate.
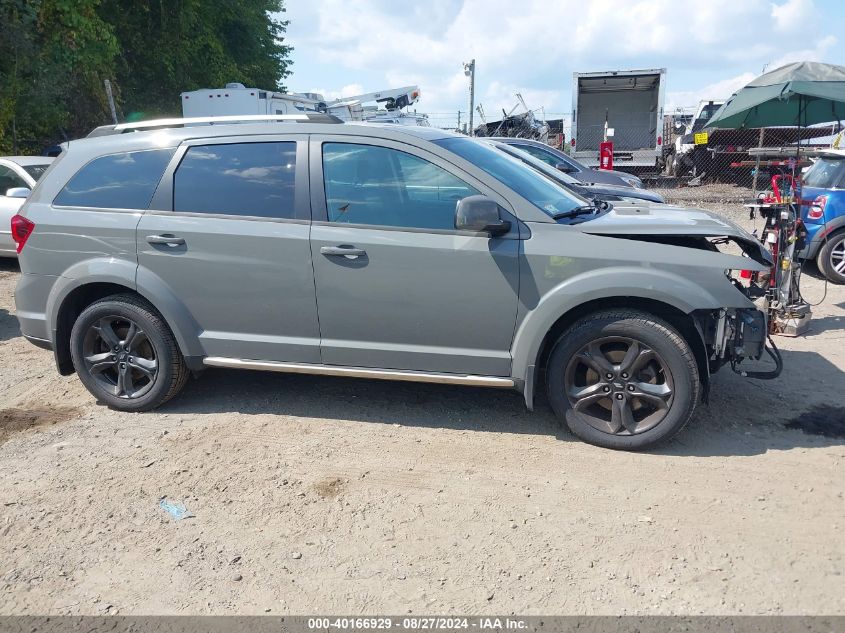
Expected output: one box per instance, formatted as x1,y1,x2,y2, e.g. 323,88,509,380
817,230,845,284
546,310,700,450
69,294,189,411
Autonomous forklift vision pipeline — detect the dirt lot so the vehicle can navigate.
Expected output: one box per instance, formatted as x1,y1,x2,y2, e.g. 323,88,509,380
1,206,843,615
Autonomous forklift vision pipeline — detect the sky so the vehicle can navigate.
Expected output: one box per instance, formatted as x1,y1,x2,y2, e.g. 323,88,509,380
279,0,843,128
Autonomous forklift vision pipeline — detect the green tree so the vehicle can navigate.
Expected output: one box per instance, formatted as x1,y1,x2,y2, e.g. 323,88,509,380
0,0,293,153
0,0,118,153
99,0,292,119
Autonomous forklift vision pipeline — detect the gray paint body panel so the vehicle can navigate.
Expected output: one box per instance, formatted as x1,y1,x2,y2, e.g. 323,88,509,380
310,223,520,375
136,213,320,362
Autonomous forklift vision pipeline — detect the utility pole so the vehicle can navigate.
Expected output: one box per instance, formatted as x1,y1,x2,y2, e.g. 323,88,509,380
463,59,475,136
104,79,118,124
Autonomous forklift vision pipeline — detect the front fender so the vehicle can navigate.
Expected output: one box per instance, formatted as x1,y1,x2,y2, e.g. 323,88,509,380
510,266,753,382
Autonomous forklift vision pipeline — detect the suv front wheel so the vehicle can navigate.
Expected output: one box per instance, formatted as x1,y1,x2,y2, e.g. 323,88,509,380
546,310,700,450
70,294,189,411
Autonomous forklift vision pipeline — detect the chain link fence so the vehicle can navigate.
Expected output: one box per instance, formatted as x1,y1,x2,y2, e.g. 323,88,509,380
440,107,842,214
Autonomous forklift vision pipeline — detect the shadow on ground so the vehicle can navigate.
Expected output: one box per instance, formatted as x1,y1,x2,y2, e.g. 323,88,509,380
159,347,844,458
0,309,20,342
0,258,20,273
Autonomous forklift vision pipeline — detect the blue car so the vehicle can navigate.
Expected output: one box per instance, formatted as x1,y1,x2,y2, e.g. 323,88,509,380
800,151,845,283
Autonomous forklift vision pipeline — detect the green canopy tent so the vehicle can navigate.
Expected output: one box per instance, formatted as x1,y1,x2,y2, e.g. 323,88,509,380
705,62,845,196
705,62,845,336
705,61,845,130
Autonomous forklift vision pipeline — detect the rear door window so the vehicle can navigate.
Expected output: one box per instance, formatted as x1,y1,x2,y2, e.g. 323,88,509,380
173,142,297,218
54,148,175,209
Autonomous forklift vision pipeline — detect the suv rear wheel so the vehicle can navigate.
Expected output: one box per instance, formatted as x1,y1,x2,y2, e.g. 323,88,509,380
70,294,189,411
817,231,845,284
546,310,700,450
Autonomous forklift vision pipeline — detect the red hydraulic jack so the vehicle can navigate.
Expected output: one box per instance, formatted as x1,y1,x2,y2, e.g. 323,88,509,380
743,172,811,337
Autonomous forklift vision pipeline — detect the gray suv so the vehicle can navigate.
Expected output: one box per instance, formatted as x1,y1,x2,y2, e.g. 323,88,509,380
13,118,778,450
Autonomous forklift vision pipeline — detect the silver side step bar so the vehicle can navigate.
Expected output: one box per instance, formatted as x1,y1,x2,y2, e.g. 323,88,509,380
203,357,515,388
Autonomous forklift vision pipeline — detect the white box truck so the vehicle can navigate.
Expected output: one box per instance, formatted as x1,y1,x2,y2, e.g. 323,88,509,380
571,68,666,169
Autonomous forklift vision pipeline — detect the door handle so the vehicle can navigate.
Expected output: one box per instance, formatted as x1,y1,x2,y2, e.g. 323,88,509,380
146,234,185,247
320,245,366,258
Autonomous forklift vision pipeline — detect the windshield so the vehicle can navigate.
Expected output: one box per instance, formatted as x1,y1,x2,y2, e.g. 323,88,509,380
436,137,588,217
691,103,723,133
492,143,582,186
803,157,845,188
22,164,50,181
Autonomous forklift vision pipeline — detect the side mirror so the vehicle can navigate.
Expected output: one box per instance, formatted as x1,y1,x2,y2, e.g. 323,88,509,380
555,162,575,174
5,187,31,198
455,195,511,236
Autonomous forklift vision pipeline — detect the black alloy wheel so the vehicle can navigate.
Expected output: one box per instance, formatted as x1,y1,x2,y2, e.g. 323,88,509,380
563,336,674,435
81,315,158,399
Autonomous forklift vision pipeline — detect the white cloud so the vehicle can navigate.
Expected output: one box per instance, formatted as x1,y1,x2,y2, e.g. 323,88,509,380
766,34,838,69
771,0,819,31
284,0,841,123
479,81,564,121
667,72,757,110
305,84,366,101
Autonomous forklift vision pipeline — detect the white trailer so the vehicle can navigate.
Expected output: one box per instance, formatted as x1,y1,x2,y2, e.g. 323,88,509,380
180,83,421,123
571,68,666,169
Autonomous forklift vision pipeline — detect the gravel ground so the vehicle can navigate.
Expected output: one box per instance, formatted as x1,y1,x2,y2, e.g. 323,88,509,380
0,208,843,615
655,183,758,225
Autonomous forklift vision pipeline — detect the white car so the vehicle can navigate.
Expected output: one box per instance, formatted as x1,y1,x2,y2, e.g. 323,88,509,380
0,156,53,257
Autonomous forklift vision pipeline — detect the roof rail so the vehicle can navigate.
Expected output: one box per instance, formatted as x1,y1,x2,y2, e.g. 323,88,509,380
88,113,344,137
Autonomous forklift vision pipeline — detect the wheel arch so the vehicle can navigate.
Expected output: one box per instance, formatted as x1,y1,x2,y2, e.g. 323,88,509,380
49,263,205,375
817,221,845,248
53,282,140,375
517,296,709,410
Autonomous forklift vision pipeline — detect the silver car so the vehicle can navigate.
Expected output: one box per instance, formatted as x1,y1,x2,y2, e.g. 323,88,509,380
13,117,778,450
0,156,53,257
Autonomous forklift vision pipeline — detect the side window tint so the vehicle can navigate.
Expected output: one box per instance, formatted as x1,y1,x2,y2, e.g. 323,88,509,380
174,142,296,218
322,143,479,230
516,144,559,167
54,148,174,209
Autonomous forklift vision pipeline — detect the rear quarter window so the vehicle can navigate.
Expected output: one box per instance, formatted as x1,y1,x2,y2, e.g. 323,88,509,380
803,158,845,188
54,148,175,209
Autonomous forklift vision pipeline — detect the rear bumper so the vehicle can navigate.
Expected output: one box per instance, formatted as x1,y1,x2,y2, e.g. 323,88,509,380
24,334,52,350
14,272,57,343
573,149,660,168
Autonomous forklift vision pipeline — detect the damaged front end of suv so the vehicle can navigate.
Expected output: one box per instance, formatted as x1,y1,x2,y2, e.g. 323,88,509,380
574,203,783,387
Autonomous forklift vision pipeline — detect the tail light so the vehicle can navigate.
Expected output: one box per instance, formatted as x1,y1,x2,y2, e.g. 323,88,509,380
657,135,662,146
740,269,752,279
11,214,35,253
808,195,827,220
